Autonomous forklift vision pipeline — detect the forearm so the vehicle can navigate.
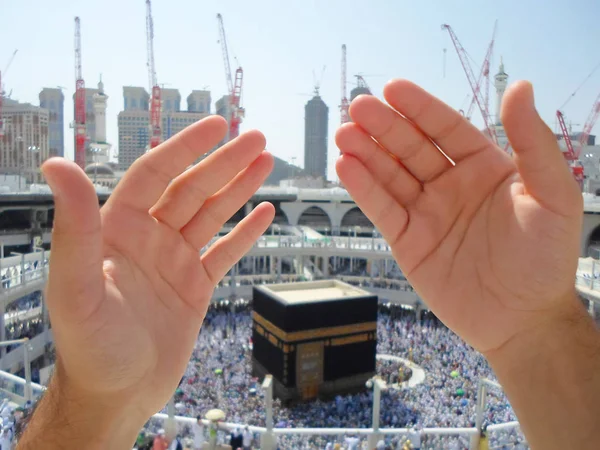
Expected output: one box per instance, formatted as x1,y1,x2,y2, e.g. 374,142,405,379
486,296,600,450
17,364,144,450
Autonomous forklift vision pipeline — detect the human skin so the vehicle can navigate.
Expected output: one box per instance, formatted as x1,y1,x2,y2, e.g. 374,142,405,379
335,79,600,449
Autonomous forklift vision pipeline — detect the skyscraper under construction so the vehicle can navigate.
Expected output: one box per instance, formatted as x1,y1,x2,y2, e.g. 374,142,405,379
304,90,329,179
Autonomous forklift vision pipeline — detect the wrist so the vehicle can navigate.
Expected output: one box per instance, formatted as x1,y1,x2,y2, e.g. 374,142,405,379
484,293,600,449
18,362,145,450
484,293,598,369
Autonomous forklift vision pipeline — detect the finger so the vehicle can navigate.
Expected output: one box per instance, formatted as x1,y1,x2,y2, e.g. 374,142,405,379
150,130,267,230
502,81,581,215
182,152,274,249
201,202,275,283
383,79,493,161
336,123,422,205
110,115,228,211
349,95,452,182
41,158,104,320
336,154,408,245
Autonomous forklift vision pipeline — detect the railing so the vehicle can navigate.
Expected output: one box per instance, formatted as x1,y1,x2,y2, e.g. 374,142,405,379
0,248,48,295
5,237,586,448
0,338,43,403
146,374,516,450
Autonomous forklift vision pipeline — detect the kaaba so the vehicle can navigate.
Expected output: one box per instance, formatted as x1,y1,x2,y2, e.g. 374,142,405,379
251,280,378,402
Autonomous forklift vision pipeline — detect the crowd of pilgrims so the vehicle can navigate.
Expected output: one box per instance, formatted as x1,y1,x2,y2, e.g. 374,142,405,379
135,301,529,449
0,283,529,448
4,292,44,353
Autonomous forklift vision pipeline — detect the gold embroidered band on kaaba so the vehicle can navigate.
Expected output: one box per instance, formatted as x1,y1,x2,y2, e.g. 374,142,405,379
252,311,377,343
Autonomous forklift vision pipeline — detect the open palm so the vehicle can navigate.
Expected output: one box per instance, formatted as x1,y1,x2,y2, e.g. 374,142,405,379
43,116,274,422
336,80,582,353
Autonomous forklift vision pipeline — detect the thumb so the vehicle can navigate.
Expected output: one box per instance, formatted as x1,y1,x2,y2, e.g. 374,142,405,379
42,158,104,320
502,81,581,215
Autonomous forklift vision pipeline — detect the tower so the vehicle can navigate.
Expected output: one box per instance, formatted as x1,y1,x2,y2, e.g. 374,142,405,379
350,76,372,102
39,88,65,157
92,78,108,144
89,77,111,165
304,89,329,179
494,58,508,125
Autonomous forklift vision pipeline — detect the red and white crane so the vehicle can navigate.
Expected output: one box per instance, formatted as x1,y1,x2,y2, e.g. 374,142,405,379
465,23,497,122
74,17,87,168
340,44,349,125
442,24,498,145
556,110,584,187
557,92,600,188
146,0,162,149
580,92,600,148
217,13,244,142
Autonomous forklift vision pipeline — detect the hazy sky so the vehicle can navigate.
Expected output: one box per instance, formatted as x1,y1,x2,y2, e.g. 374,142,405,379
2,0,600,180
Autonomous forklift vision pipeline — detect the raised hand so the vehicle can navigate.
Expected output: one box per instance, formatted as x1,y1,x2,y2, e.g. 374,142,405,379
336,80,582,354
25,116,274,446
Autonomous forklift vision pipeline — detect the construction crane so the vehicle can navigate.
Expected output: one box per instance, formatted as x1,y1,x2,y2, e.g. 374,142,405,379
465,22,497,122
354,75,371,93
340,44,349,125
146,0,162,149
557,92,600,188
0,49,19,138
74,17,87,169
580,92,600,148
217,13,244,142
442,24,498,145
556,110,584,188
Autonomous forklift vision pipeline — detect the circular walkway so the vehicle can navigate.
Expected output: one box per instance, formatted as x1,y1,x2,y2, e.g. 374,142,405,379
376,354,426,390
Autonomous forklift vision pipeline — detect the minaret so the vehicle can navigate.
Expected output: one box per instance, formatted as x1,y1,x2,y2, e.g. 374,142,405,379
494,58,508,125
92,76,108,143
90,76,111,164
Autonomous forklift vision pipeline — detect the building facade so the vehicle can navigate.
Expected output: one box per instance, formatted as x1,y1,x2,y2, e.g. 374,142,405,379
161,88,181,113
304,92,329,179
117,87,211,171
39,88,64,158
215,95,230,147
123,86,150,112
188,90,211,114
350,76,371,103
0,98,49,184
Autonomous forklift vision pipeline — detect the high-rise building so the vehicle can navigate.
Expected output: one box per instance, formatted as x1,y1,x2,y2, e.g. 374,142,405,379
188,90,211,114
215,95,231,147
0,98,49,184
39,88,64,157
117,86,212,171
304,91,329,179
350,76,372,102
162,89,181,113
123,86,150,112
216,95,230,119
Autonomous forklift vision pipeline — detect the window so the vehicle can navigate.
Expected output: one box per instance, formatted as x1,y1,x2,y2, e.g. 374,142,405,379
131,99,138,109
